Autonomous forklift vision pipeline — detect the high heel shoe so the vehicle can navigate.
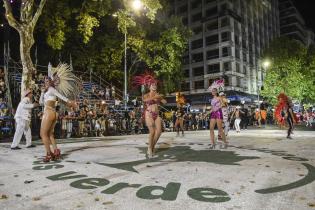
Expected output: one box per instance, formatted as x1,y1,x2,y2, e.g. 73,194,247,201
209,144,216,149
147,148,153,158
43,152,53,163
54,149,61,160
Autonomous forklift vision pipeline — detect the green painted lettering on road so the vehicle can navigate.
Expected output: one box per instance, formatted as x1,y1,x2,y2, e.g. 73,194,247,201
102,183,141,194
255,163,315,194
47,171,87,181
136,182,181,201
70,178,110,189
33,164,64,170
187,188,231,202
282,157,309,161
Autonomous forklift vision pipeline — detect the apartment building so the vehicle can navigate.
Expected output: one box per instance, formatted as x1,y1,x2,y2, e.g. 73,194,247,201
170,0,280,107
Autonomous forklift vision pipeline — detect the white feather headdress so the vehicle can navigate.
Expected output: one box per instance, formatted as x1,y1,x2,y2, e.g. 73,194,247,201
51,63,81,100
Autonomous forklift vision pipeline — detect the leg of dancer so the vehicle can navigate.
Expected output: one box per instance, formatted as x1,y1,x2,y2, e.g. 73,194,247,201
40,109,55,162
209,119,216,149
217,118,228,148
180,118,184,136
145,114,155,158
153,116,163,153
175,119,180,137
49,112,61,159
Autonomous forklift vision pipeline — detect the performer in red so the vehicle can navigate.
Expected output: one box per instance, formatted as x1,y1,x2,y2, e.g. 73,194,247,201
275,93,297,139
133,72,167,158
40,64,80,162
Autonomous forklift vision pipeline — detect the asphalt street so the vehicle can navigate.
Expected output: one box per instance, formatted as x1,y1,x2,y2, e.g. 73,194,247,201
0,129,314,210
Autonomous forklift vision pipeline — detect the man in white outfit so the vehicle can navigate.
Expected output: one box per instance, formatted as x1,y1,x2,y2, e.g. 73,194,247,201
11,90,39,150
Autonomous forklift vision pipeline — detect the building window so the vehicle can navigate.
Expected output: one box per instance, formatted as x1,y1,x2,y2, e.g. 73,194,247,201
236,62,240,73
182,17,188,25
242,51,247,62
221,31,230,42
182,55,189,65
181,82,190,91
235,48,240,59
206,20,218,31
192,26,202,35
192,53,203,63
192,12,202,22
178,4,188,14
234,34,240,46
193,66,204,76
206,34,219,46
206,6,218,17
220,17,229,27
183,69,189,77
191,39,203,50
194,80,204,89
207,63,220,74
222,47,230,57
223,62,231,71
191,0,201,9
206,49,219,60
205,0,216,4
220,3,227,12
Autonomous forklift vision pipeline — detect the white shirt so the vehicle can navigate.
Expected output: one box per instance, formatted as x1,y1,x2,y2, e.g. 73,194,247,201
14,97,34,121
40,87,69,105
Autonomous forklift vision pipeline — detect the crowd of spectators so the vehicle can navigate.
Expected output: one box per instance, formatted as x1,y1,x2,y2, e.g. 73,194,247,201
0,68,13,137
2,67,315,140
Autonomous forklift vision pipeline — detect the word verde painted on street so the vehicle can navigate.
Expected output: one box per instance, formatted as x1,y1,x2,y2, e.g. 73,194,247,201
32,144,315,203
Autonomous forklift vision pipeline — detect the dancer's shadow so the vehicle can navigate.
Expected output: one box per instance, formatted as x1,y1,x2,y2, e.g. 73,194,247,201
97,146,260,173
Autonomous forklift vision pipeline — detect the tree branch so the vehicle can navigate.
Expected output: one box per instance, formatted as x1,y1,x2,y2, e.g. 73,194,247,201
20,0,34,23
3,0,21,30
31,0,47,27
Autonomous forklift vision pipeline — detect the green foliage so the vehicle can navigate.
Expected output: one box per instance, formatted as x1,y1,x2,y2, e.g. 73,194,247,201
36,0,190,93
77,13,100,44
261,37,315,104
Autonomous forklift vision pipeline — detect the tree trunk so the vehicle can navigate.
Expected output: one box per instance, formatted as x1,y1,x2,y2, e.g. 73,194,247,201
19,26,35,96
3,0,47,99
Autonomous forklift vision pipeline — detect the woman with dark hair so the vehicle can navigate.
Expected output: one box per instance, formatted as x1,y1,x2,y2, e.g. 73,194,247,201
209,88,228,149
286,101,296,139
39,64,80,162
143,82,166,158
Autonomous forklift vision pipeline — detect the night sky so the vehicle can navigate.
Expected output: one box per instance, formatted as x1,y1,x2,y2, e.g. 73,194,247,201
293,0,315,32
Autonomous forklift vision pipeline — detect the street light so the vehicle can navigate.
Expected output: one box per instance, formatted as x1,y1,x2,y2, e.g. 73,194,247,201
257,59,271,105
132,0,143,10
121,0,143,110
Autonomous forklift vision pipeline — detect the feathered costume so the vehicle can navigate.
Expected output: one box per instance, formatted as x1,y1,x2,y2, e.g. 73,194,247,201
49,63,81,100
208,79,225,92
176,92,186,107
275,93,298,125
132,72,158,88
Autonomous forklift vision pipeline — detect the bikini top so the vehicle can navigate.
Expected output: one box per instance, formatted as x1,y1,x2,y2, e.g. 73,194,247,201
145,99,160,106
40,87,69,105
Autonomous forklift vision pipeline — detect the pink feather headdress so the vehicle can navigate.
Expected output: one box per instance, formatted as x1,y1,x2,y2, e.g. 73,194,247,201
208,79,225,92
133,71,158,87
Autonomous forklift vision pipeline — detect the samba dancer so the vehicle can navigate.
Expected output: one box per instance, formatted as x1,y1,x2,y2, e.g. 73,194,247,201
40,64,80,162
275,93,297,139
208,80,228,149
134,73,166,158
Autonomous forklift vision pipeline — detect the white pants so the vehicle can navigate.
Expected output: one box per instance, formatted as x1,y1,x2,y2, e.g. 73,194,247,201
224,120,230,135
67,122,73,138
11,119,32,148
234,118,241,132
